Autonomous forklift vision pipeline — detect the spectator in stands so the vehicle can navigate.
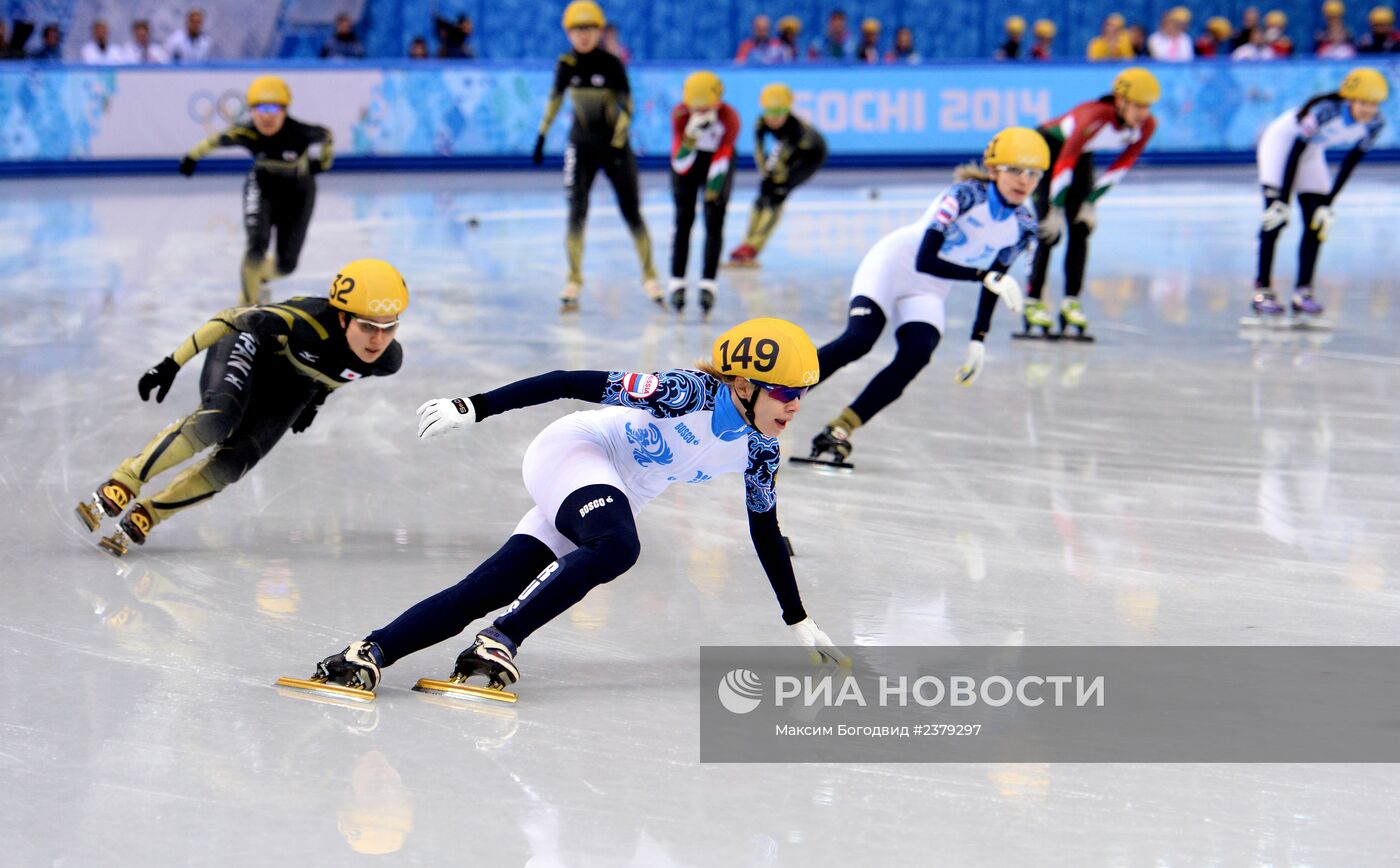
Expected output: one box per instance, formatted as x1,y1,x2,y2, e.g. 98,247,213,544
1196,16,1233,56
1231,21,1278,58
1317,17,1358,54
1232,7,1261,49
1357,5,1398,51
408,36,429,59
736,15,780,63
31,23,62,61
81,19,121,64
885,26,920,62
1264,10,1293,55
856,18,880,63
1314,1,1352,49
121,20,169,64
809,9,855,60
1149,7,1195,60
166,8,213,63
995,16,1025,59
435,14,476,58
321,13,365,59
1030,18,1055,59
774,16,802,61
602,23,630,62
1127,23,1150,55
0,20,7,58
1087,13,1133,60
1,20,34,59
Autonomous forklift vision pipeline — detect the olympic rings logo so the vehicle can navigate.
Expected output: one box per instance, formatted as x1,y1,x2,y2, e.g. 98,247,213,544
187,89,248,126
367,298,404,314
801,370,819,386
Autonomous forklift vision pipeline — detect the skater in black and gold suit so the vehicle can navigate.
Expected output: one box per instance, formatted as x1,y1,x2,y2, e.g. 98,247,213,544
533,0,660,310
75,259,406,556
179,75,334,306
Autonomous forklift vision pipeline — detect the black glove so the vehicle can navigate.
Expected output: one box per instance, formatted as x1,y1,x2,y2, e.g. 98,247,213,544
178,156,197,177
531,135,546,166
292,388,328,434
138,356,180,403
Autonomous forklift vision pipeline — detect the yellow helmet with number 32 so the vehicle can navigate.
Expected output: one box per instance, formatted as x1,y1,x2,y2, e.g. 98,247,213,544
329,259,409,319
712,317,820,388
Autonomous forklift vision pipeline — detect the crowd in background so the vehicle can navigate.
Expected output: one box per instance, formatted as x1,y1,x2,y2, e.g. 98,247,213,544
0,8,213,63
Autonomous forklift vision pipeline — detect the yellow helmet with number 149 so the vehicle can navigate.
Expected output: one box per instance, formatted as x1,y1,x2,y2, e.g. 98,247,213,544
712,318,820,388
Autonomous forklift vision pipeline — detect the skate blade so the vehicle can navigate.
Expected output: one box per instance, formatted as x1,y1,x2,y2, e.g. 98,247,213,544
1291,317,1333,331
1011,331,1061,341
75,502,102,533
413,677,518,704
97,535,128,557
789,456,855,471
1056,332,1095,343
275,676,376,703
1238,316,1289,329
724,260,760,269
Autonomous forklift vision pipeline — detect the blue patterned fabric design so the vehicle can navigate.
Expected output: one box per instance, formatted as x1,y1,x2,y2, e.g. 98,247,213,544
603,369,716,417
744,433,780,513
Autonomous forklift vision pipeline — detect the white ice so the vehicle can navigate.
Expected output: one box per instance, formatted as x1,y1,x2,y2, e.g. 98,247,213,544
3,166,1399,865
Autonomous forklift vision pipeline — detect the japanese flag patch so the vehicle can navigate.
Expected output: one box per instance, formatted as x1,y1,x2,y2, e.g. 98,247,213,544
621,372,658,399
339,369,364,380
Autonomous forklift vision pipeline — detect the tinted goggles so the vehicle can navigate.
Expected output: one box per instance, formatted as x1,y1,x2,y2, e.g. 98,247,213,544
752,380,809,403
250,103,285,115
352,317,400,333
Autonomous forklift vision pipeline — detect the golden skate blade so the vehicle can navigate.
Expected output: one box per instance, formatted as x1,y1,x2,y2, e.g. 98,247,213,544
413,678,517,704
97,535,128,557
275,676,375,703
75,503,102,532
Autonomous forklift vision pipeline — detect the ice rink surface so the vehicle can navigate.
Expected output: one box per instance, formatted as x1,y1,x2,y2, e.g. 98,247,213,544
3,166,1399,866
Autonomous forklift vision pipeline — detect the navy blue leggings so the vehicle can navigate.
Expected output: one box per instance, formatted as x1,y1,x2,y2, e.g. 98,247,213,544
816,296,941,425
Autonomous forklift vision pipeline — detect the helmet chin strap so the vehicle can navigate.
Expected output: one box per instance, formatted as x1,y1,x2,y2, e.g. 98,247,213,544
738,380,761,428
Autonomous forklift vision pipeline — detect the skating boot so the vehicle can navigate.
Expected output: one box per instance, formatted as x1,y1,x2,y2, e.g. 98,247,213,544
98,503,153,557
698,279,716,317
643,277,665,308
1014,300,1056,340
791,425,855,469
76,479,134,533
413,627,520,703
667,277,686,313
560,280,582,312
276,640,382,702
1290,288,1331,329
727,243,758,268
1059,299,1094,342
1240,289,1288,329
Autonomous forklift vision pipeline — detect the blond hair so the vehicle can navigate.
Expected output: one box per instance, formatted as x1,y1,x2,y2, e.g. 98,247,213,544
696,361,737,383
953,161,993,183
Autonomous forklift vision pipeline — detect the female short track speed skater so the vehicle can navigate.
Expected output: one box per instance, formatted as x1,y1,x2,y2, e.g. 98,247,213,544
533,0,661,310
799,128,1042,469
179,76,334,306
74,259,406,556
1023,68,1159,340
727,83,828,267
1250,67,1388,324
667,70,740,316
283,318,848,702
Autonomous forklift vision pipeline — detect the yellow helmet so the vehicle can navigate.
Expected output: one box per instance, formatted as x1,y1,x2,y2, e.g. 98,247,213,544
329,259,409,319
1034,19,1057,38
1169,5,1192,22
1207,16,1233,38
777,15,802,34
760,82,794,115
1005,15,1027,35
246,75,291,108
712,318,820,389
1339,66,1390,102
983,126,1051,171
683,71,723,110
1112,67,1162,106
861,17,881,33
1324,1,1346,17
1106,12,1126,27
562,0,605,30
1370,5,1395,25
1265,10,1288,27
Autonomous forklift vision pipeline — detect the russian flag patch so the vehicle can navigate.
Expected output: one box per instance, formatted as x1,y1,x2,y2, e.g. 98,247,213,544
933,195,959,225
621,372,659,399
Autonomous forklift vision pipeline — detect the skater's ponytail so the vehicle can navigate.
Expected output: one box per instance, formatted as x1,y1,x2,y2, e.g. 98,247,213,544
696,361,735,383
953,161,992,183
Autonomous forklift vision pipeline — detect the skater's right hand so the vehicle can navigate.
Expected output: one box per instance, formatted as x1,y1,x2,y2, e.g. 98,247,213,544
1037,206,1064,244
417,397,477,440
982,271,1024,314
955,340,986,387
178,156,197,177
1310,205,1335,241
1261,200,1289,232
684,109,716,139
531,135,546,167
789,618,851,667
138,356,180,403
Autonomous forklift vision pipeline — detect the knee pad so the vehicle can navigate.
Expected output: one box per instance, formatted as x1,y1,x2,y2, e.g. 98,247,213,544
554,485,640,583
185,396,242,448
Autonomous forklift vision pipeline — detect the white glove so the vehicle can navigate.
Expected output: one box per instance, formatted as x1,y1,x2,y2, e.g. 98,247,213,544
1074,200,1097,233
1261,200,1290,232
416,397,477,440
789,617,851,667
1037,206,1064,243
955,340,986,387
684,109,715,139
982,271,1023,314
1309,204,1334,241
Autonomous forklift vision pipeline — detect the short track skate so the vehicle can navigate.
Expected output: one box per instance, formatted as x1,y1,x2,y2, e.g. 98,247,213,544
275,675,376,703
413,676,518,704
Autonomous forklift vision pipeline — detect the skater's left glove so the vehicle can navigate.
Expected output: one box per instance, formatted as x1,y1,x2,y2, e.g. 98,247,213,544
1074,200,1097,233
955,340,986,387
138,356,180,403
1038,206,1064,244
684,109,716,140
1309,205,1335,241
291,388,328,434
789,618,851,667
981,271,1024,314
417,397,477,440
